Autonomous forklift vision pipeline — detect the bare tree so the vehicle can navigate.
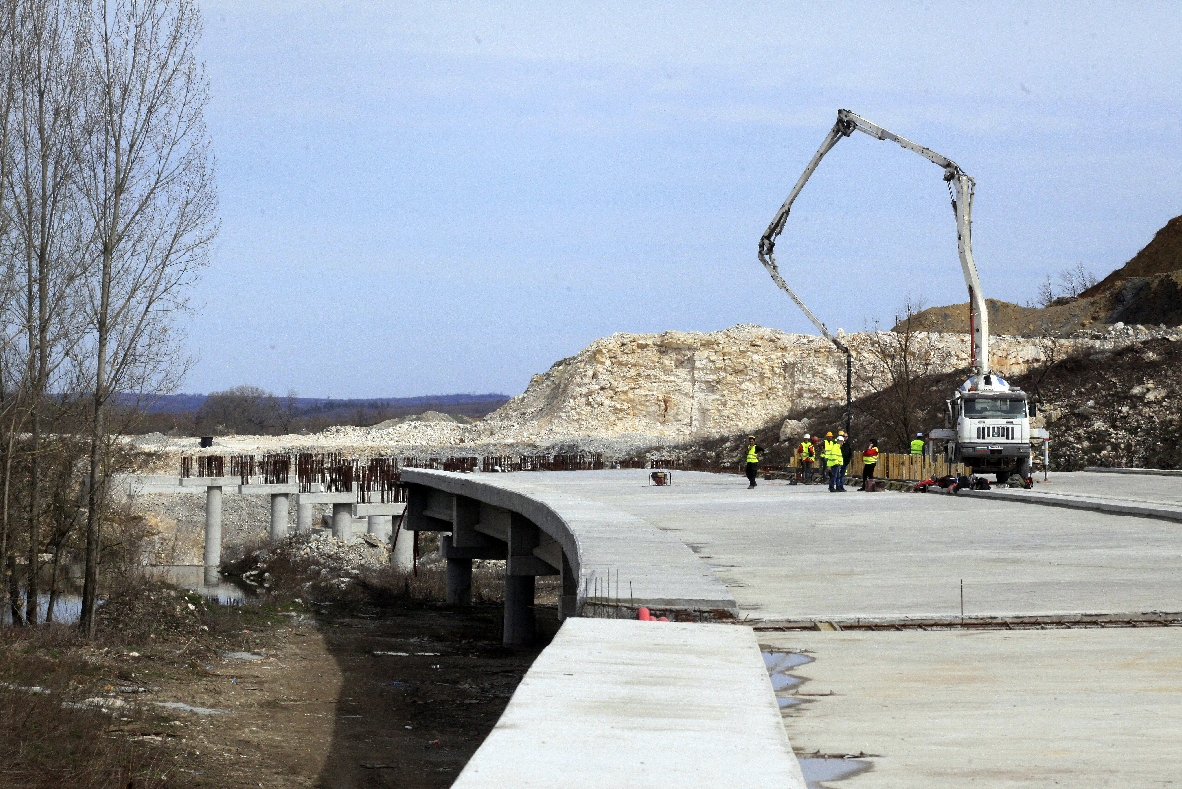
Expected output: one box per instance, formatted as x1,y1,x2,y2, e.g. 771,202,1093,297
76,0,216,637
1060,262,1098,298
1033,263,1099,307
5,0,90,623
858,298,943,450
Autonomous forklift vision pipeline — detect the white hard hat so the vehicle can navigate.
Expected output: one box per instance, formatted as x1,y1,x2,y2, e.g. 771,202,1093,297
803,433,810,439
916,432,923,437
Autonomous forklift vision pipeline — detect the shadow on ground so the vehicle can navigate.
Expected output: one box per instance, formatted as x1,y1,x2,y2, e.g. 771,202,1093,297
314,602,558,789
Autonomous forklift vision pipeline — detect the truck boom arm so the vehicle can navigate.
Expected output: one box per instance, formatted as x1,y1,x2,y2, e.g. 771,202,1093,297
757,109,990,375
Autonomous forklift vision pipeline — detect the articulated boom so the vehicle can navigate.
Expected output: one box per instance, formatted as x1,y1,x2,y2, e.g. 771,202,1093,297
757,108,991,377
759,109,1034,484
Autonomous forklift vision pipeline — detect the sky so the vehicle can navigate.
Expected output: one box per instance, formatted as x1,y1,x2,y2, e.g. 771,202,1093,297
188,1,1182,398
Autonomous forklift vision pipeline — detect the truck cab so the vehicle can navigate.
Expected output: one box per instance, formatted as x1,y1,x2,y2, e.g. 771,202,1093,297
944,374,1033,484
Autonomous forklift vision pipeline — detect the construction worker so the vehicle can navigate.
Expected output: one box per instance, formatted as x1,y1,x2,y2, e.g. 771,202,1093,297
860,439,879,491
840,430,852,471
823,432,846,492
742,436,762,489
910,433,925,456
796,434,815,483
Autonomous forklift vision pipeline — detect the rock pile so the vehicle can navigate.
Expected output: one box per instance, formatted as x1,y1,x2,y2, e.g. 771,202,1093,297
127,324,1182,466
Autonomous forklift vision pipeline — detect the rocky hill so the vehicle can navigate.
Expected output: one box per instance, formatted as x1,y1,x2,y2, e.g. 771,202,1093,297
138,322,1181,466
475,323,1178,445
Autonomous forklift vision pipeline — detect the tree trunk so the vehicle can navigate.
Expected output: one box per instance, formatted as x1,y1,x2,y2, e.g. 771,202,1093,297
45,542,61,624
80,240,111,639
0,430,12,625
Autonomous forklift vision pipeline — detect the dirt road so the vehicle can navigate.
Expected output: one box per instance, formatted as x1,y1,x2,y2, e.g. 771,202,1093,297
140,601,544,788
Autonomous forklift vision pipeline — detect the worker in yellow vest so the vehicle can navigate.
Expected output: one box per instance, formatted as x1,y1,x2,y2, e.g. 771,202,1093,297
823,432,846,492
860,439,879,491
796,434,816,483
910,433,925,456
743,436,763,489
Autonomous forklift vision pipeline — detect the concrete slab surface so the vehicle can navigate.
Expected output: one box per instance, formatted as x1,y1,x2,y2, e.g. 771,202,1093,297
760,627,1182,789
952,485,1182,524
452,618,806,789
500,470,1182,622
1085,466,1182,478
1026,471,1182,506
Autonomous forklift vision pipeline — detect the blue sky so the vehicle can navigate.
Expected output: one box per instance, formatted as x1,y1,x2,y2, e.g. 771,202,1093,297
189,1,1182,398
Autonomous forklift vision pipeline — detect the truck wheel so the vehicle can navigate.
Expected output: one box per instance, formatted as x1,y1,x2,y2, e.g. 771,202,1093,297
996,470,1010,484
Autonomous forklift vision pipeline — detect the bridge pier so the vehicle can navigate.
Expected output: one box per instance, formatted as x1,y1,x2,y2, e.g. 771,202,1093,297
447,556,473,606
296,499,313,533
182,477,239,586
270,493,290,539
503,575,536,645
239,484,298,541
332,503,352,540
203,485,222,586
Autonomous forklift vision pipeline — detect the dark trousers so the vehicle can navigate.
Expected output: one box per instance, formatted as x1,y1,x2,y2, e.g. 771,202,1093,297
746,462,759,486
862,462,876,489
801,462,814,483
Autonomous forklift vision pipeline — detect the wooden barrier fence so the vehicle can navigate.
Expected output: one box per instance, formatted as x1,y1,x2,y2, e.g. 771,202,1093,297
788,451,965,481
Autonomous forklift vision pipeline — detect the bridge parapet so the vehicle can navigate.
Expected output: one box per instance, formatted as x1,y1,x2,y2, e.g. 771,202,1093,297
400,470,736,644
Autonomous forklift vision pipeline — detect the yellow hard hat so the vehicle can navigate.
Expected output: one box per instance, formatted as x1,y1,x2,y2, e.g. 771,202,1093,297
825,431,833,438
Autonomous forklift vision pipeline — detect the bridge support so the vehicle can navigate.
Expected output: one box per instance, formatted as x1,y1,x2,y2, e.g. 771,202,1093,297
391,523,413,571
447,556,473,606
270,493,290,539
332,503,352,541
203,486,223,586
296,499,313,533
366,515,391,540
504,575,536,645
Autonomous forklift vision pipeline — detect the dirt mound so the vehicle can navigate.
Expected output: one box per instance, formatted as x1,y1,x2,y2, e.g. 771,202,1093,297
1086,214,1182,294
907,214,1182,335
908,298,1104,336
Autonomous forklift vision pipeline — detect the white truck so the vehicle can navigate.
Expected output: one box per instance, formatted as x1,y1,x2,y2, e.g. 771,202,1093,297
757,109,1035,485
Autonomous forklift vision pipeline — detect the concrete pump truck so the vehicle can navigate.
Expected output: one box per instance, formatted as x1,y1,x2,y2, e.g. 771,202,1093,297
757,109,1035,486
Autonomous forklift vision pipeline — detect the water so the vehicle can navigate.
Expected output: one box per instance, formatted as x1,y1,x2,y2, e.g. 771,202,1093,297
1,593,82,625
2,566,253,627
145,565,253,605
798,757,872,788
763,650,813,698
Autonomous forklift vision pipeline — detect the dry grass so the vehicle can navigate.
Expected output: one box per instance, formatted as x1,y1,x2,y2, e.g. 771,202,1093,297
0,626,168,789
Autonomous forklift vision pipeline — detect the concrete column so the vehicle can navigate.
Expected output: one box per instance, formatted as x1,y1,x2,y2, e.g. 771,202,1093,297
503,574,536,646
270,493,290,540
447,557,473,605
367,514,392,541
296,499,313,533
332,502,352,541
391,520,414,572
203,485,223,586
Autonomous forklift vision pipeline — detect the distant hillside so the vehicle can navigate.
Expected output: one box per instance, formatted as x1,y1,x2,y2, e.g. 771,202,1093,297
125,392,510,417
906,213,1182,335
117,392,511,435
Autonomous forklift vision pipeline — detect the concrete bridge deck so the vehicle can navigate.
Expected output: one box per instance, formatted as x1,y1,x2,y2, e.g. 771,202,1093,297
401,469,1182,789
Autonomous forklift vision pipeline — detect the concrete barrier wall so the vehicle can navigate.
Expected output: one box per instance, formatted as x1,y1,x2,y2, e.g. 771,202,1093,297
400,470,736,619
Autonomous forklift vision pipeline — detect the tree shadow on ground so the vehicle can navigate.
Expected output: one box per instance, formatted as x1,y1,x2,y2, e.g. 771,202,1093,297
314,601,557,789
